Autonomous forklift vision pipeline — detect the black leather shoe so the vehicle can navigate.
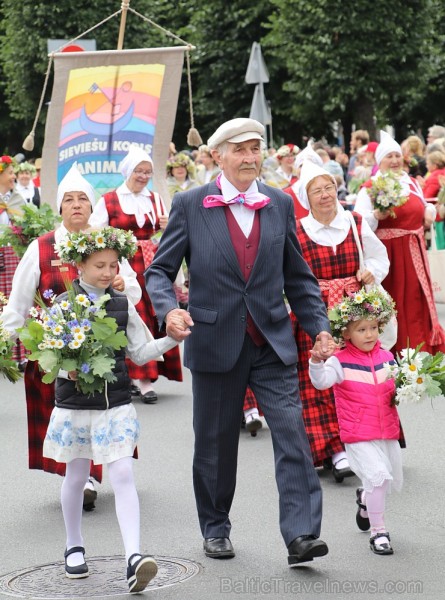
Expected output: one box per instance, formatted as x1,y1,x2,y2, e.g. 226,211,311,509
141,390,157,404
287,535,328,566
356,487,370,531
203,537,235,559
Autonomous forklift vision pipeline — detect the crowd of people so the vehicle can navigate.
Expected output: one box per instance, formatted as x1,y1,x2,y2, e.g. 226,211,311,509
1,118,444,592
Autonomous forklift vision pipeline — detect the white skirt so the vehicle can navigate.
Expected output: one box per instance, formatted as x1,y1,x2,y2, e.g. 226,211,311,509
345,439,403,493
43,403,140,465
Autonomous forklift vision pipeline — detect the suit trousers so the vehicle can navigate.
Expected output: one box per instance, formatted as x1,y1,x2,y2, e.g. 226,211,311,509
191,335,323,546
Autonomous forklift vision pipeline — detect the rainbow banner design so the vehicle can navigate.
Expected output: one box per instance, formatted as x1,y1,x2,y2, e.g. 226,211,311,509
42,48,186,207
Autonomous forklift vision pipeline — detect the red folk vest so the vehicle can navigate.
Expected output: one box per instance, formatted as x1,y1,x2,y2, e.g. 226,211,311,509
37,231,78,299
225,208,265,346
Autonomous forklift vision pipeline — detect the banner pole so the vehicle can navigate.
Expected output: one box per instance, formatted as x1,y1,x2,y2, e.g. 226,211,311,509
117,0,131,50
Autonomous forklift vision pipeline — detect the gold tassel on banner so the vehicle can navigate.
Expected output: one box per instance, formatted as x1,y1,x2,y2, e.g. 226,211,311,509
186,48,202,147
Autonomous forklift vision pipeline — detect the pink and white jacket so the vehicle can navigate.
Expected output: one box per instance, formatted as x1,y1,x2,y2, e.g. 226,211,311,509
309,340,400,444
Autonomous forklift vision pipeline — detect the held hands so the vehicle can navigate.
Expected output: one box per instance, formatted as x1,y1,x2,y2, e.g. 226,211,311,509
112,274,125,293
166,308,194,342
310,331,337,363
356,269,375,285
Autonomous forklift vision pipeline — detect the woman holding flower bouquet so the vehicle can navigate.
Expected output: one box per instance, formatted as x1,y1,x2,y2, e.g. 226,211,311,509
30,226,178,591
355,130,445,354
90,145,183,405
309,287,402,555
0,164,141,507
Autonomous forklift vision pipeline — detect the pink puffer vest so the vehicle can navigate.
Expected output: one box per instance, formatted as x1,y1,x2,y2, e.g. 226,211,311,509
334,340,400,444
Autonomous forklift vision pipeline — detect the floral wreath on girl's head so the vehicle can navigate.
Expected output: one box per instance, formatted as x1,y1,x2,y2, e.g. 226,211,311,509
55,226,138,264
328,286,396,342
166,152,196,177
0,155,14,174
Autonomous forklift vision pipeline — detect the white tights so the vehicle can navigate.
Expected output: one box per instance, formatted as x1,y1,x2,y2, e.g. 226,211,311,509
62,457,140,565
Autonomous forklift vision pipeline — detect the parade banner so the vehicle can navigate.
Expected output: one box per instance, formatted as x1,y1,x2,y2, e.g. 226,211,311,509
41,47,186,207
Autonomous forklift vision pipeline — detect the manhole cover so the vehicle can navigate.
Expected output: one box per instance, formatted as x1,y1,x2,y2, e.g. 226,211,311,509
0,555,202,598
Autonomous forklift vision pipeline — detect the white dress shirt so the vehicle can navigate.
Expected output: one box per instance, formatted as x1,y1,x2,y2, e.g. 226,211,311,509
299,203,389,284
0,224,141,336
219,173,258,238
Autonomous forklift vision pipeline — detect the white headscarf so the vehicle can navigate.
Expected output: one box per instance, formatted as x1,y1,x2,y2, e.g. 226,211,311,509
118,146,153,180
375,130,402,165
297,161,336,209
56,162,96,212
295,141,324,170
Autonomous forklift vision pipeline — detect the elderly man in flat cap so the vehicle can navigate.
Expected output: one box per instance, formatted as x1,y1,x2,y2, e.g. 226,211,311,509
146,118,332,566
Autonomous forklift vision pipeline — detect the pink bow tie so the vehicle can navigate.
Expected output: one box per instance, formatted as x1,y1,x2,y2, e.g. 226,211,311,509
203,191,270,210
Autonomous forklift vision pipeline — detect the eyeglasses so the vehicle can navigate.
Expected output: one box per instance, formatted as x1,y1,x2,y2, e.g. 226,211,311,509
133,169,153,178
308,184,336,199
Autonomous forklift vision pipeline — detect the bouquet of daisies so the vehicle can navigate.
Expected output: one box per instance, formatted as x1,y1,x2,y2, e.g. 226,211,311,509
0,292,22,382
0,204,61,258
18,285,128,395
368,171,408,218
384,344,445,404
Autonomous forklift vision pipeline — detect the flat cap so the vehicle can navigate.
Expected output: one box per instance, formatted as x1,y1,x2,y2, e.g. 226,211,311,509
207,118,264,150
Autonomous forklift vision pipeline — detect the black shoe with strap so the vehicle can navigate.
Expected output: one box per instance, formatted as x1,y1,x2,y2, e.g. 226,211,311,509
356,487,370,531
64,546,89,579
127,554,158,593
369,532,394,555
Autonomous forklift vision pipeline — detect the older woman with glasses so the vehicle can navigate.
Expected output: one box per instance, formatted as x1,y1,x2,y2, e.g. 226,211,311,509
292,160,391,481
90,146,183,404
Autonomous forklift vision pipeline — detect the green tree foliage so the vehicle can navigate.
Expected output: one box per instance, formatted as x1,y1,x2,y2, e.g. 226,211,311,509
265,0,444,142
1,0,445,154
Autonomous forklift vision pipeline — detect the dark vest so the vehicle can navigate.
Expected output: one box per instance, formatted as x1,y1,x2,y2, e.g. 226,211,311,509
55,281,131,410
225,208,266,346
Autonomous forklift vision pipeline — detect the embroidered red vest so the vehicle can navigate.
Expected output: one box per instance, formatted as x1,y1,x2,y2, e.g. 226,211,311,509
225,209,265,346
37,231,78,300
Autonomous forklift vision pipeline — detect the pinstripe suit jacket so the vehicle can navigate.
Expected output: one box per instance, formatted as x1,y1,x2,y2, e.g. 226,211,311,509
146,180,330,373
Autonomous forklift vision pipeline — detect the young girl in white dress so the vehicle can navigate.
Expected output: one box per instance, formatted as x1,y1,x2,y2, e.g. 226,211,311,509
309,287,403,555
42,226,179,592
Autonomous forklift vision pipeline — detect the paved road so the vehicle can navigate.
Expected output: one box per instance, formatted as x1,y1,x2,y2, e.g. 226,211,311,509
1,309,445,599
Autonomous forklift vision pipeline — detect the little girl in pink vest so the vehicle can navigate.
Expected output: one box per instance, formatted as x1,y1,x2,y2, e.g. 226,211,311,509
309,287,402,555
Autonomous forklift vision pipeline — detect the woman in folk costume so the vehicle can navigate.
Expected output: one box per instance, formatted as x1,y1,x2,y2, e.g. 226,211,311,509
90,146,183,404
292,160,391,480
354,130,445,354
0,163,141,506
165,152,198,197
283,141,323,220
0,155,26,366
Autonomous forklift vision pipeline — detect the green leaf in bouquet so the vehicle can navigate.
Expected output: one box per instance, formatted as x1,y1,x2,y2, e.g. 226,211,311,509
91,317,117,340
18,321,44,350
90,354,115,377
37,350,61,374
41,365,61,384
104,329,128,350
61,358,78,372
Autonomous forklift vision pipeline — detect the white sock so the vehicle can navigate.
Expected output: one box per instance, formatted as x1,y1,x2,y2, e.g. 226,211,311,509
108,457,141,563
244,408,260,420
332,451,349,468
137,379,155,396
62,458,90,566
